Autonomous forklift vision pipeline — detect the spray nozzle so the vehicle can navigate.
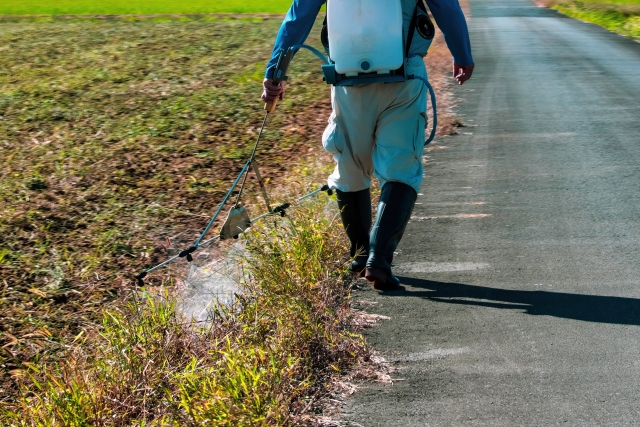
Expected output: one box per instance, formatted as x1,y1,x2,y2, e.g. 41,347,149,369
179,246,197,262
135,271,147,286
272,203,291,217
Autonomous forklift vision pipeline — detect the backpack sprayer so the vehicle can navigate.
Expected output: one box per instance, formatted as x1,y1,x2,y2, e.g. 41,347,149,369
136,1,438,285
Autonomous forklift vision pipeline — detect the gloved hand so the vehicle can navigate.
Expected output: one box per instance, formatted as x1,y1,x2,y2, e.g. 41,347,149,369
261,78,285,103
453,63,474,85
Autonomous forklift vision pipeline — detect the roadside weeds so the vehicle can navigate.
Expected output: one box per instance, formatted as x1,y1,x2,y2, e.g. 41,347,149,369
0,186,372,425
538,0,640,39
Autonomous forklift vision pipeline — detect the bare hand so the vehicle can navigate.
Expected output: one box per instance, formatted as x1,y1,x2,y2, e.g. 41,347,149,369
261,78,285,102
453,63,474,85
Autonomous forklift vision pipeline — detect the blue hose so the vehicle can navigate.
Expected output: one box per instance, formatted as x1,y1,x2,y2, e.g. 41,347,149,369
291,44,330,64
408,74,438,146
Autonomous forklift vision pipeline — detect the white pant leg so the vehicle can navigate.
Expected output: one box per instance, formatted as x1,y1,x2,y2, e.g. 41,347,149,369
373,56,428,193
322,84,378,192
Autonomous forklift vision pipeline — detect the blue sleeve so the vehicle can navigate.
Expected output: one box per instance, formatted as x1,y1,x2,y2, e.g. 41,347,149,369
425,0,474,66
265,0,326,79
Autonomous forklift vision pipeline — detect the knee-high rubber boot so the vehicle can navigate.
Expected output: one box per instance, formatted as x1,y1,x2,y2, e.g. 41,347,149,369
336,188,372,275
365,182,417,290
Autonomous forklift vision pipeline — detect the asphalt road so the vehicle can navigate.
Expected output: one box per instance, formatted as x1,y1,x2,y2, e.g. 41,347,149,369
341,0,640,425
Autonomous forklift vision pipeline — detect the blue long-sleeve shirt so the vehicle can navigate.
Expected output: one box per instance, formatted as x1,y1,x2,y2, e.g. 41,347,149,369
265,0,473,79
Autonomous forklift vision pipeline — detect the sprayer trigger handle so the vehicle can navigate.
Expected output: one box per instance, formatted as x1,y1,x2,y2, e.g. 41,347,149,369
264,99,278,113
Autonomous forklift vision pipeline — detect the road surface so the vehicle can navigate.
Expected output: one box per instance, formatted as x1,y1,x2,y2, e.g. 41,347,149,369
341,0,640,425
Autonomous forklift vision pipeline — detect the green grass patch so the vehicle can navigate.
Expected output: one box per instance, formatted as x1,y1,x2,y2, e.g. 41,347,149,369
551,0,640,39
0,0,294,16
553,2,640,39
564,0,640,4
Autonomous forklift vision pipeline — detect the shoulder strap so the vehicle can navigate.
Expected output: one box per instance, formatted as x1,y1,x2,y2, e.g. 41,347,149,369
405,2,420,58
321,16,329,49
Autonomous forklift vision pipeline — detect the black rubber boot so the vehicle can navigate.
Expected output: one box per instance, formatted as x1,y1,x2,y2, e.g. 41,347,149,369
365,182,417,290
336,188,372,276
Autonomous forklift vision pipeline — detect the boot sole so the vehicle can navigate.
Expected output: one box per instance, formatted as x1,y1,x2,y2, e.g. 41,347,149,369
364,267,400,291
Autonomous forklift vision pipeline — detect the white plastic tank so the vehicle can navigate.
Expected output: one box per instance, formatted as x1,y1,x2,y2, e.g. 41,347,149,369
327,0,404,76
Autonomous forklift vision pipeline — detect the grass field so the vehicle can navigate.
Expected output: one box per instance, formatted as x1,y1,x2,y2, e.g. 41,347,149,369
0,0,294,16
0,16,337,404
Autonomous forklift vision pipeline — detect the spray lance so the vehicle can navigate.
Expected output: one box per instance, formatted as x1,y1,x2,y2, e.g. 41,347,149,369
134,47,332,287
214,48,297,242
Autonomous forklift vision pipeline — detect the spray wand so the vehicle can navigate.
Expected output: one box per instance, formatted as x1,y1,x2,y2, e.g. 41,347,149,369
135,48,332,286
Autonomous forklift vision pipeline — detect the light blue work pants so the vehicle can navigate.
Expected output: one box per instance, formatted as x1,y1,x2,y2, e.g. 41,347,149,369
322,55,428,193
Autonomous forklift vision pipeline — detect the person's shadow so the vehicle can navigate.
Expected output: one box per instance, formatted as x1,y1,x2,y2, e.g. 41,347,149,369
391,276,640,326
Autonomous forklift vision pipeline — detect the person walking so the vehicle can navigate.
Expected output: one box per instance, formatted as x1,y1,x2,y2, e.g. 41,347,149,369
262,0,474,290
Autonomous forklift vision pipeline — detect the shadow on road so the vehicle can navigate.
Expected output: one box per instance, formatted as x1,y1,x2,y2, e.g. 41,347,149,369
393,277,640,326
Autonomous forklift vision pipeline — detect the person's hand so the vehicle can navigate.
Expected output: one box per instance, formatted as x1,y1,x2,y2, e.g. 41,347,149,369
261,78,285,103
453,63,474,85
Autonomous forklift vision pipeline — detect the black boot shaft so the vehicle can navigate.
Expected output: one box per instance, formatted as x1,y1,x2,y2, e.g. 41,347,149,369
336,189,372,259
337,189,372,275
366,182,417,272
